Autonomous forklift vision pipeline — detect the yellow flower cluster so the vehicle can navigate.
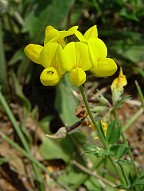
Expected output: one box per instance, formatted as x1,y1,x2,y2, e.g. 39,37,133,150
24,25,117,86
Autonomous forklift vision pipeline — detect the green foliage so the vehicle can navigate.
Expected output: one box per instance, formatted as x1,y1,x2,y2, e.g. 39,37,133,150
55,74,78,126
39,137,74,163
106,119,122,144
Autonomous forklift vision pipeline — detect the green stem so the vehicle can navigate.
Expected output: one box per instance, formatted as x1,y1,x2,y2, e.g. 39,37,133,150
0,131,70,191
0,91,44,191
123,107,143,132
108,156,126,185
135,81,144,109
121,131,139,176
79,85,106,148
117,162,129,186
0,22,8,93
79,85,127,185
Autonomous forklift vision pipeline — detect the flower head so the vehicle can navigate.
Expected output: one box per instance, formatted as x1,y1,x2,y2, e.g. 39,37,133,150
24,25,118,87
64,42,92,86
111,67,127,103
75,25,117,77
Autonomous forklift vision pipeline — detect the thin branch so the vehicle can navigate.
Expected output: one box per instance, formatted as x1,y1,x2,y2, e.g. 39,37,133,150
71,160,116,188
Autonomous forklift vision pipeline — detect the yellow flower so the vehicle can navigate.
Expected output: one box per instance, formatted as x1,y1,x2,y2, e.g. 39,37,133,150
101,121,108,136
76,25,107,64
24,25,118,87
24,25,79,86
64,42,92,86
111,67,127,91
76,25,117,77
91,120,108,140
25,42,71,86
40,42,72,86
44,25,78,47
24,26,78,64
111,67,127,103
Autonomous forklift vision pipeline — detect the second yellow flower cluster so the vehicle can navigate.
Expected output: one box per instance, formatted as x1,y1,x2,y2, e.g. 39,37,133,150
24,25,117,86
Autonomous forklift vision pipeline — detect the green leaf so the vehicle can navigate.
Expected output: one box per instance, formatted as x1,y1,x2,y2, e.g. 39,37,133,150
116,184,130,189
39,115,54,133
97,118,105,139
0,22,8,93
0,157,9,165
132,171,144,187
114,95,131,109
118,159,134,165
11,73,31,111
58,164,85,189
132,180,144,187
55,74,78,126
39,136,74,163
22,0,75,42
110,121,121,144
106,119,117,142
116,142,130,159
106,120,121,144
9,49,25,66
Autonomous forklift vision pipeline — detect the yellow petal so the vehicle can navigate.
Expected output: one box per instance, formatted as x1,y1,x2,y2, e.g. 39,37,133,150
64,42,92,71
44,26,78,47
88,38,107,62
111,68,127,92
40,42,71,74
84,25,98,39
91,58,117,77
24,44,43,64
75,31,86,42
40,43,58,68
119,67,127,86
44,26,60,45
60,26,78,38
40,67,60,86
70,67,86,86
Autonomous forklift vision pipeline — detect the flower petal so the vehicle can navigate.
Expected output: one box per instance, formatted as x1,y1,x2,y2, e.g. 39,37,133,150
88,38,107,61
91,58,117,77
44,26,60,45
75,31,86,42
111,68,127,92
60,26,78,38
84,25,98,39
40,42,71,74
40,67,60,86
24,44,43,64
64,42,92,71
70,67,86,86
40,43,58,68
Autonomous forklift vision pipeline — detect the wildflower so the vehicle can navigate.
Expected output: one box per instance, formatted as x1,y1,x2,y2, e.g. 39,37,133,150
44,25,78,47
64,42,92,86
24,25,117,87
40,42,73,86
25,42,71,86
76,25,117,77
24,26,79,86
111,67,127,103
24,25,78,64
89,120,108,140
